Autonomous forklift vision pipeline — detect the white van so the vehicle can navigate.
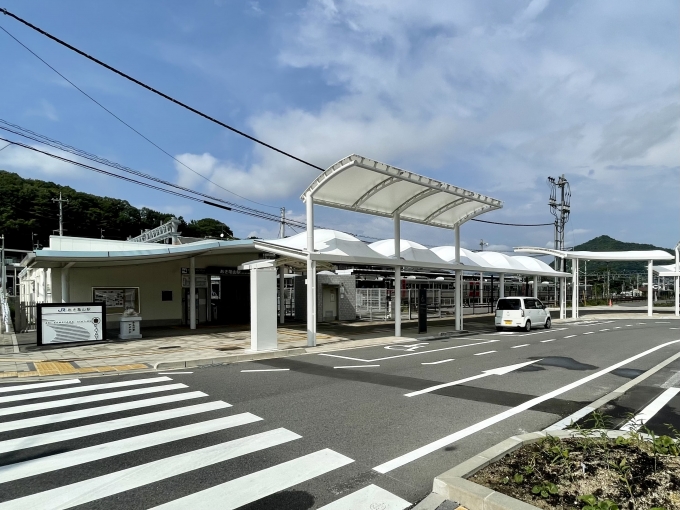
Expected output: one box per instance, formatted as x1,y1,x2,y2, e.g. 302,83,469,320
494,297,551,332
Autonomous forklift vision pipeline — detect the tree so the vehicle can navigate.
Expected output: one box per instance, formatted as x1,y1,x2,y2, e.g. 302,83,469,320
180,218,234,239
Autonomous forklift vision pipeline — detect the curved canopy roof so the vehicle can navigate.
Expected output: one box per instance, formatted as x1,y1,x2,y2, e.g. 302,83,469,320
515,247,674,261
653,264,680,277
255,230,568,277
302,154,502,230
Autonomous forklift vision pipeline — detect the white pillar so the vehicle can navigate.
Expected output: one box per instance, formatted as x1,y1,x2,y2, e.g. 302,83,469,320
675,245,679,317
648,259,653,317
250,267,278,351
499,273,505,298
533,276,539,298
560,276,566,319
279,265,285,325
190,257,196,329
454,225,462,331
571,259,578,319
306,196,316,346
60,262,74,303
394,213,401,337
479,272,484,304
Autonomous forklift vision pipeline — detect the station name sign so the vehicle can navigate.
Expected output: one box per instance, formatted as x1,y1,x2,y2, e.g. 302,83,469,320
37,303,107,346
180,266,246,275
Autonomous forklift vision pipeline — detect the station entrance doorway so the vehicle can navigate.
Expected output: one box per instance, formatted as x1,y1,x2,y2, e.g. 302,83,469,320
181,266,250,326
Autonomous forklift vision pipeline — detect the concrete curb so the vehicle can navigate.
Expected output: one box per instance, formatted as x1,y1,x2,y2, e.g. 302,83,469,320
432,429,642,510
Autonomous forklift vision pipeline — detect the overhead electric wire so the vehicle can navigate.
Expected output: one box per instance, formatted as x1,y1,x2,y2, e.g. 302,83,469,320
0,8,554,231
0,7,325,173
0,21,278,210
0,120,296,226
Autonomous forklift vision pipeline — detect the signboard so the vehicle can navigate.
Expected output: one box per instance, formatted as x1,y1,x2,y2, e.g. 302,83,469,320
92,288,140,315
37,303,106,346
181,275,209,288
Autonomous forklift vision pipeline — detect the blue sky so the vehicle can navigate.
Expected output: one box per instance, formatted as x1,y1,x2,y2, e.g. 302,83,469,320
0,0,678,251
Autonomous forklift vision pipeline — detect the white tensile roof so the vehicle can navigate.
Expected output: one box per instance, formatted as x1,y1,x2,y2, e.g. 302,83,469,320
255,230,568,277
515,247,674,261
653,264,680,277
301,154,502,230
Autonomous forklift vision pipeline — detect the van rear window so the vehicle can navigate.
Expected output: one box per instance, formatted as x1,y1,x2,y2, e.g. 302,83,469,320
497,299,521,310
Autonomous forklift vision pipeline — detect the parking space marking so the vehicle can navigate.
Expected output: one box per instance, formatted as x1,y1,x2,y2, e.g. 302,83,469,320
583,332,594,335
511,344,530,349
540,339,556,343
318,340,499,363
564,335,576,338
374,339,680,473
600,329,610,332
474,351,496,356
421,359,454,365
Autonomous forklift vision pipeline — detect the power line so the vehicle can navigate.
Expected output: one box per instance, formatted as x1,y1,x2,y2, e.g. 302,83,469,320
0,22,279,210
0,8,325,173
470,218,553,227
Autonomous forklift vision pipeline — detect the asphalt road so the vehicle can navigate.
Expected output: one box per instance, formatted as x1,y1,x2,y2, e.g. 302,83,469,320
0,318,679,509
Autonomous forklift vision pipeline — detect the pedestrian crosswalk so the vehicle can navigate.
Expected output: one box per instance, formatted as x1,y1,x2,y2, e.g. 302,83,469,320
0,375,411,509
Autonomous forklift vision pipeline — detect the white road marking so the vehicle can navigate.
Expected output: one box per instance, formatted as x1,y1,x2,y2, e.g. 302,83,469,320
334,365,380,369
0,383,188,417
158,372,193,375
620,388,680,431
240,369,290,372
0,428,301,510
0,379,80,394
318,340,499,363
540,339,556,343
583,332,594,335
373,339,680,473
670,327,680,330
0,413,263,484
421,359,455,365
0,377,172,404
600,329,610,331
0,401,231,453
152,449,354,510
656,322,670,324
638,323,646,325
0,391,209,433
614,327,621,329
317,484,410,510
405,360,541,397
626,324,633,326
474,351,496,356
511,344,530,349
564,335,576,338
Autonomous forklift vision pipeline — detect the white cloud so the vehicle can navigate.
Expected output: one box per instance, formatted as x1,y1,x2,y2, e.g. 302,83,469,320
174,0,679,247
0,143,85,177
26,100,59,122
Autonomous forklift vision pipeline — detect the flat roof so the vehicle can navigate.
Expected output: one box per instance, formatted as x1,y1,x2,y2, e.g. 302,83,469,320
302,154,502,230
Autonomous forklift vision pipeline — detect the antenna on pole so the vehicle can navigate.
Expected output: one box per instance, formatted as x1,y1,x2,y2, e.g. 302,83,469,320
51,192,69,236
479,239,489,251
278,207,286,239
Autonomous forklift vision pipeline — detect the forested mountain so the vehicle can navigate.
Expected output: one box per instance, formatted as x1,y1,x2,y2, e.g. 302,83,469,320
571,235,673,273
0,170,233,250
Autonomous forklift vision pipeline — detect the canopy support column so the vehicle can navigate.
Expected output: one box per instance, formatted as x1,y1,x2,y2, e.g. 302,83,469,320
306,196,316,346
454,225,462,331
190,257,196,329
571,259,578,319
394,213,401,337
499,273,505,298
648,259,653,317
533,276,539,298
279,265,285,325
60,262,74,303
675,244,679,317
479,272,484,305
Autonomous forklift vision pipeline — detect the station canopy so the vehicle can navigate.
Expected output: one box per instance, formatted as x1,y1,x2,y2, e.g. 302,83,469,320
302,154,503,230
254,229,568,278
653,263,680,277
514,247,674,262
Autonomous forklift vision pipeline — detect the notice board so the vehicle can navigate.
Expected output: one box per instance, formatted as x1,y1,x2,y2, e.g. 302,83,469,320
37,303,107,346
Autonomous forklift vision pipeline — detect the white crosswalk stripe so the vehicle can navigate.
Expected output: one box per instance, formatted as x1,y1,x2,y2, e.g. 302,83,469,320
0,375,407,509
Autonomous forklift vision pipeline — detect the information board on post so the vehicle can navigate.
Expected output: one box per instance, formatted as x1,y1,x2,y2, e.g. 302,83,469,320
37,303,107,346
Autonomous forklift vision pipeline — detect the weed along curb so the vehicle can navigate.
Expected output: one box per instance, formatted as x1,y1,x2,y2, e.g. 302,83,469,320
432,429,667,510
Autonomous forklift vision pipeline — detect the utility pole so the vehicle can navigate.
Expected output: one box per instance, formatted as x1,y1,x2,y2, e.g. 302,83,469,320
100,228,105,239
52,192,69,236
31,232,41,251
479,239,489,251
0,234,5,295
548,175,571,306
278,207,286,239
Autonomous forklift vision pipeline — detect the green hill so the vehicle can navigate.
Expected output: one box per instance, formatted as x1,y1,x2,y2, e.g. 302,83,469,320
0,170,233,250
571,235,673,273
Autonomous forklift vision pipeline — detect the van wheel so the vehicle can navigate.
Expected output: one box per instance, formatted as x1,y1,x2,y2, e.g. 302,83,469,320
524,320,531,332
495,326,503,331
545,317,551,329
